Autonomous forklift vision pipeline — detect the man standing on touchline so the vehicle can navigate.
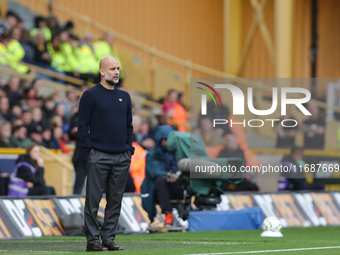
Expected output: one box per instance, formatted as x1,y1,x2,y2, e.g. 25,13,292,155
78,56,134,252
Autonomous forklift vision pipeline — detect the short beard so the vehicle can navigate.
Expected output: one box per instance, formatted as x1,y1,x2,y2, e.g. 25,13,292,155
105,78,116,86
105,71,119,86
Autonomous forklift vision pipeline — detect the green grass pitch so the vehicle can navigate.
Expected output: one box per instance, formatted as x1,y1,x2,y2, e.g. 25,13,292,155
0,226,339,254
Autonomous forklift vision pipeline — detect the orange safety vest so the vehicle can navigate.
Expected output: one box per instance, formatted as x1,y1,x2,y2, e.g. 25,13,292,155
60,139,71,154
228,115,259,167
130,142,146,193
172,102,187,132
206,144,225,159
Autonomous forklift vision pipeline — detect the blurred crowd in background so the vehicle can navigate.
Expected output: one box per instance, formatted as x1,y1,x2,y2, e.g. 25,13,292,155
0,9,328,198
0,71,190,194
0,10,123,84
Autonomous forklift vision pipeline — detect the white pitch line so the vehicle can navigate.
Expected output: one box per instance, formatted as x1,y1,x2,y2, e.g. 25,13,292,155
0,251,70,254
30,251,70,253
24,240,85,243
187,246,340,255
183,242,251,245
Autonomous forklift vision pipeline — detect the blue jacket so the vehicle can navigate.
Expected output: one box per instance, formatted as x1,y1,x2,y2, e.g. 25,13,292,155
141,125,173,222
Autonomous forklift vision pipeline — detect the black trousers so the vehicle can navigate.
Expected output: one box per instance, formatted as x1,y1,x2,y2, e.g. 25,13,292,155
153,176,183,214
84,149,131,245
28,186,56,196
288,179,324,191
73,160,87,195
221,180,259,192
125,173,136,193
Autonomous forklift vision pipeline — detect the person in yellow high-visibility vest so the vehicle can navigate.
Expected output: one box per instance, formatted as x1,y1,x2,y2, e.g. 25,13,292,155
7,28,29,74
0,31,28,74
93,33,124,87
46,34,67,73
0,42,8,66
75,32,99,83
59,30,80,78
0,33,10,66
30,16,52,42
7,39,29,73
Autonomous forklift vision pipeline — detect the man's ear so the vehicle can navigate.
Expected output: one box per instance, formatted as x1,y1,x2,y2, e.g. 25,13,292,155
99,68,105,76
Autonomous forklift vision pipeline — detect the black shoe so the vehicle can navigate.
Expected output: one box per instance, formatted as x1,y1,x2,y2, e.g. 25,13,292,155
103,242,124,251
86,242,108,252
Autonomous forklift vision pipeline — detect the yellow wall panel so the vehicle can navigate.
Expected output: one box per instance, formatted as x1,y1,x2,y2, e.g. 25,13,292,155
241,0,275,78
154,66,184,100
116,46,149,94
317,0,340,79
292,0,311,79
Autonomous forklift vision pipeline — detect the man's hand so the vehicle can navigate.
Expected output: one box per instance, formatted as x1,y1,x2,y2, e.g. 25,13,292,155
70,126,78,134
42,52,52,61
142,138,155,150
315,126,325,135
26,182,34,188
37,158,44,167
301,124,325,135
166,173,177,183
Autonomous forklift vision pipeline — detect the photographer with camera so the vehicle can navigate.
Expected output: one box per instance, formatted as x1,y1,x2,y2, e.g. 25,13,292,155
141,125,183,227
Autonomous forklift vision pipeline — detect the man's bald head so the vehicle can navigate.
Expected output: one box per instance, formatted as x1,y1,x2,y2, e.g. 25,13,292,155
99,56,118,70
99,57,120,86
